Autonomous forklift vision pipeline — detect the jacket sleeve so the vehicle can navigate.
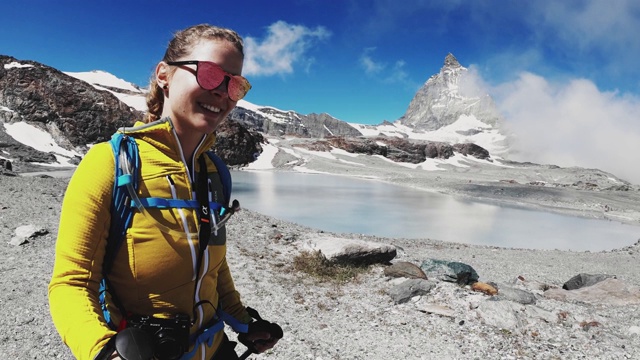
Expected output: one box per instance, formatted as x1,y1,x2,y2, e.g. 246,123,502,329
48,143,117,360
216,257,252,324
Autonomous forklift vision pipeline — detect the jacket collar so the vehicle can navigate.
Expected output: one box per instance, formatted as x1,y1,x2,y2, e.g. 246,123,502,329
116,117,217,161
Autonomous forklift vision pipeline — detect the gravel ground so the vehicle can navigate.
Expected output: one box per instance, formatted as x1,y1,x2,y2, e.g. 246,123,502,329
1,173,639,359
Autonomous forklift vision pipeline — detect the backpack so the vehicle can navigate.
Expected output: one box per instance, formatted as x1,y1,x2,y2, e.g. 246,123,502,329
99,132,232,329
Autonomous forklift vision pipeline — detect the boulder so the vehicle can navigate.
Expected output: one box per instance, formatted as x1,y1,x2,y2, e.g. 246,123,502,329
494,283,537,305
384,261,427,279
303,236,397,265
9,224,48,245
388,279,436,304
545,278,640,306
474,300,523,331
474,300,555,331
562,273,616,290
420,259,479,285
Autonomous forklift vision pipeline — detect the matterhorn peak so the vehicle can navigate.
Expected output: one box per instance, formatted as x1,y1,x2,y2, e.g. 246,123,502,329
398,54,504,134
443,53,461,68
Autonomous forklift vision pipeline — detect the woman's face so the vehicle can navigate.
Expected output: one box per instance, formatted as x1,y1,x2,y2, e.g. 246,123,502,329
158,39,244,137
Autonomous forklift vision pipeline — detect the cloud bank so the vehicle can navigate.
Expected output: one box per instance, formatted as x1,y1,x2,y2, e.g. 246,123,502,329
490,73,640,185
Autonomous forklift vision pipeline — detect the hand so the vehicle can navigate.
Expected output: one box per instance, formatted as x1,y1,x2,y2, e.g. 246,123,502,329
238,320,283,354
242,328,279,353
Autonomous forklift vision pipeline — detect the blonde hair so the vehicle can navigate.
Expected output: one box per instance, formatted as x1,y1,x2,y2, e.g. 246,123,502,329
144,24,245,123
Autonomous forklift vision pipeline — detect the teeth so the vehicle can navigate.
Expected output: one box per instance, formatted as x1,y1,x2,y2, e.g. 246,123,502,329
200,103,221,113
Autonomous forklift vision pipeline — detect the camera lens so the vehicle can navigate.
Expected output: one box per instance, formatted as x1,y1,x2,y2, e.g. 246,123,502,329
154,331,184,360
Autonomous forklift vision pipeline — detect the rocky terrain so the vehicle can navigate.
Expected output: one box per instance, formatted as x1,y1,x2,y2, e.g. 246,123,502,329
1,173,640,359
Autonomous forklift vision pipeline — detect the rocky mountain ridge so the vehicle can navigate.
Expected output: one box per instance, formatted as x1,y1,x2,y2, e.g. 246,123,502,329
0,53,505,172
1,53,636,194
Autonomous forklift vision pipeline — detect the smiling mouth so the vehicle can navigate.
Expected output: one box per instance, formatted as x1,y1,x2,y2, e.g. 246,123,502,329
200,103,222,113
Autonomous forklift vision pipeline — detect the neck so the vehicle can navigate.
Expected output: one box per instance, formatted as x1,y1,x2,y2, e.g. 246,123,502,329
168,119,204,162
179,133,203,163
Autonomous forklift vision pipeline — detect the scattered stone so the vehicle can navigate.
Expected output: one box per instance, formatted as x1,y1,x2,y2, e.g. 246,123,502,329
562,273,617,290
9,224,48,246
418,304,455,318
471,282,498,296
420,259,479,285
511,275,552,292
545,278,640,306
303,235,397,265
388,278,435,304
384,261,427,279
580,320,601,331
495,283,538,305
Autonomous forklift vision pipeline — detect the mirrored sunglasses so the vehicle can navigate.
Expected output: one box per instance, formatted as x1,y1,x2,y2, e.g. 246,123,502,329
166,60,251,101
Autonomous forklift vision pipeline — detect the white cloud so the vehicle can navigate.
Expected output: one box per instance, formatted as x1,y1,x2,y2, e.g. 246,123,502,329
493,72,640,185
359,48,409,84
360,48,384,74
243,21,330,76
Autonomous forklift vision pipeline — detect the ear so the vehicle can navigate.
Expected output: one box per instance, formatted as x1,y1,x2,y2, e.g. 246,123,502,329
155,61,170,88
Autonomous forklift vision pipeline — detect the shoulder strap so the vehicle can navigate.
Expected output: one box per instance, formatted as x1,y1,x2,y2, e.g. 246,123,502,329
99,132,140,328
206,151,232,207
105,133,140,275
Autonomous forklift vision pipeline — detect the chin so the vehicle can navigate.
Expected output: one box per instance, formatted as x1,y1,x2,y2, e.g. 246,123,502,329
207,119,227,133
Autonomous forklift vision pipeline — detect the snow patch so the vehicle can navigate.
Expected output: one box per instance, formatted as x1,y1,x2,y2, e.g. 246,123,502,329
4,61,34,69
246,142,279,170
65,70,143,93
3,121,81,166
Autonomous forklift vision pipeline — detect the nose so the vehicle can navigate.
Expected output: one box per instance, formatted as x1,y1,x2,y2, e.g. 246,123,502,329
211,76,231,98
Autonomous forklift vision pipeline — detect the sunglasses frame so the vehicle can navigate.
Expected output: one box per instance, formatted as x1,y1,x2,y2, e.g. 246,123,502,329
166,60,251,101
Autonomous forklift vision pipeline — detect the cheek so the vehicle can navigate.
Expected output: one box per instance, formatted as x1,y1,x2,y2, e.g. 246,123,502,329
172,89,197,111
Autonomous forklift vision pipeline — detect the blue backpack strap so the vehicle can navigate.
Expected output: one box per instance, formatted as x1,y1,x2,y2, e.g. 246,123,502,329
100,132,140,329
206,151,231,207
106,133,140,272
183,308,248,359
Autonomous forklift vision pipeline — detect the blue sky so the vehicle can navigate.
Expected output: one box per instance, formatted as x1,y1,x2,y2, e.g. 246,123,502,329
3,0,640,182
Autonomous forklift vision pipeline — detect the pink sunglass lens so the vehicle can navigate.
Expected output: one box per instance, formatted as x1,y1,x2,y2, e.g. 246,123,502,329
198,63,226,90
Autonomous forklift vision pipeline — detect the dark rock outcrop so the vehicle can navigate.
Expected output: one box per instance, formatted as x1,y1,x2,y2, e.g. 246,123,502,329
453,143,490,160
0,55,264,169
0,55,141,148
295,136,490,164
213,120,265,166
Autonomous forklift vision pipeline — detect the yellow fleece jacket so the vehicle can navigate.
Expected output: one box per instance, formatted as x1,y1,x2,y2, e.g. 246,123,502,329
49,118,250,359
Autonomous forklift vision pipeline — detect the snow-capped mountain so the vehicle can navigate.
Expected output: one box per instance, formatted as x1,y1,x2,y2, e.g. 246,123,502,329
2,53,634,191
61,54,509,156
0,53,513,173
401,53,503,130
347,53,508,156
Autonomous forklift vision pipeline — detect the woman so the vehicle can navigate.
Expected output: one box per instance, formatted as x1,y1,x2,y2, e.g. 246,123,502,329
49,24,279,360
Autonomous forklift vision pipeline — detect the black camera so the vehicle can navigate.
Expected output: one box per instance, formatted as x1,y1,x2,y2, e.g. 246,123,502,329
126,313,191,360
